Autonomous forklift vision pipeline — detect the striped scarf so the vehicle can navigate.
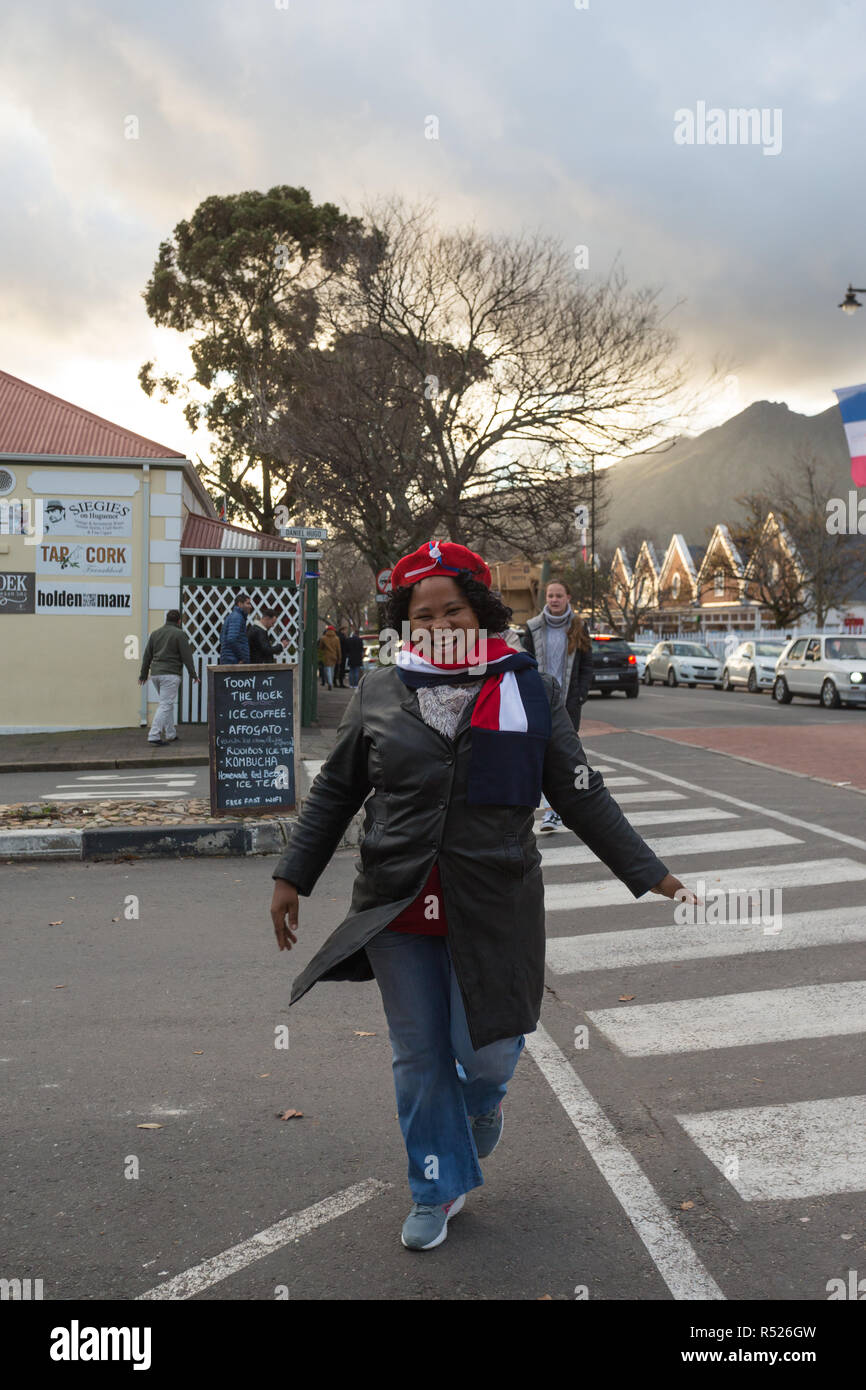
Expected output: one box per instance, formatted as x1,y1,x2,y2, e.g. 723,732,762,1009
395,636,551,805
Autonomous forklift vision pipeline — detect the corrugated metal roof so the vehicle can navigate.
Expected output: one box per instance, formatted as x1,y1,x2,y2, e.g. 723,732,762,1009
0,369,186,459
181,513,296,552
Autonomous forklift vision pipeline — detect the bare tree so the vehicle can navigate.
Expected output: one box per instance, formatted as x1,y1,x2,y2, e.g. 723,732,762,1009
274,198,708,570
735,450,862,627
318,540,378,631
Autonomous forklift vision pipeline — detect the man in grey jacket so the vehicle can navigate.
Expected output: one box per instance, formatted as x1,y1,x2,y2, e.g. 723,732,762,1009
138,609,198,744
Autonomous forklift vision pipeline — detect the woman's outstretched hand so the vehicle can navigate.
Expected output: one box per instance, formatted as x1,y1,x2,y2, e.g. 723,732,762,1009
650,872,698,903
271,879,299,950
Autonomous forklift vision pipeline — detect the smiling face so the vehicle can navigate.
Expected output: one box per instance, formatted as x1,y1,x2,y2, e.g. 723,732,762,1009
407,575,480,661
545,582,570,616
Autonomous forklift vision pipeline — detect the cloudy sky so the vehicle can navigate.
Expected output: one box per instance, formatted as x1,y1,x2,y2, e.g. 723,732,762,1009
2,0,864,465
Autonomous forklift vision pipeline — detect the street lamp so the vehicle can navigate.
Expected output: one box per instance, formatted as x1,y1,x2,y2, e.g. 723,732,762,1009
838,284,866,315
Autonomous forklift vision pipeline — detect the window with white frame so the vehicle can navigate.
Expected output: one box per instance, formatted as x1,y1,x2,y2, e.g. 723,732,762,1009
671,572,680,599
714,568,725,596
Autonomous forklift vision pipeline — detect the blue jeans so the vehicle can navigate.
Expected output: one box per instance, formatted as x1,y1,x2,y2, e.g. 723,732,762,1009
348,665,362,687
364,929,525,1206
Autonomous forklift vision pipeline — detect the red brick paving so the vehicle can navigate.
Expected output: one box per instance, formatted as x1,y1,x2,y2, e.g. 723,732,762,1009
637,725,866,792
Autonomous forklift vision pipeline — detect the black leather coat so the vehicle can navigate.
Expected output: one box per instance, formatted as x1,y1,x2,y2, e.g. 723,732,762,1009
273,665,668,1049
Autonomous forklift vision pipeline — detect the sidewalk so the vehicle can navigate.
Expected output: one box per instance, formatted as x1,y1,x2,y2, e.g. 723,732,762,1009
0,687,354,773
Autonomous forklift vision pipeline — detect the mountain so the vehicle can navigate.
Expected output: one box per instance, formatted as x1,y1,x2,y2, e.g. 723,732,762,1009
597,400,854,551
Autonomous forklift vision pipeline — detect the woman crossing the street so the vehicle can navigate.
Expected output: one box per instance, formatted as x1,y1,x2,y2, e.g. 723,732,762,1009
269,540,692,1251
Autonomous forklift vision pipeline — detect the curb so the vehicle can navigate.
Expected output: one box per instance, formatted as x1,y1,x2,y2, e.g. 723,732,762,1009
0,755,210,774
1,808,365,864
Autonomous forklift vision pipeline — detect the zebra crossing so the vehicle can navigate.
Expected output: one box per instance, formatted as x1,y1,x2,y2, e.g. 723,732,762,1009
531,744,866,1243
46,771,202,801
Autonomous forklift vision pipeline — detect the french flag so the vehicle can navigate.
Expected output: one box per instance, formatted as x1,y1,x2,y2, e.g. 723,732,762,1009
833,384,866,485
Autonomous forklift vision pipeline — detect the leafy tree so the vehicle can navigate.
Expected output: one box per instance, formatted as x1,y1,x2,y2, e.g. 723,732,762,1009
139,186,363,531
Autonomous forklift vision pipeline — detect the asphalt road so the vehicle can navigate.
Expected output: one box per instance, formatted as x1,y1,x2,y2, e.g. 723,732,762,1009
2,725,865,1301
583,682,858,729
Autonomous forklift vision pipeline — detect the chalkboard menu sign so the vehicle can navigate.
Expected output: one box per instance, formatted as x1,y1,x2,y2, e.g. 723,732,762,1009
208,664,299,817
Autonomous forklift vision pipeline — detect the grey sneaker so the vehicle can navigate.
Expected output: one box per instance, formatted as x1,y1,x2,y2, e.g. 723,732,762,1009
538,809,562,834
401,1193,465,1250
471,1102,504,1158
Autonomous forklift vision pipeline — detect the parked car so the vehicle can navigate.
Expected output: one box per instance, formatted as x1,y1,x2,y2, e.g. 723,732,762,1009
721,640,788,693
644,640,722,688
626,641,656,679
772,635,866,708
588,634,639,698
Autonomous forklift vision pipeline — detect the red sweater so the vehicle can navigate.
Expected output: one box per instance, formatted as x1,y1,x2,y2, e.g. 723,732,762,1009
387,861,447,935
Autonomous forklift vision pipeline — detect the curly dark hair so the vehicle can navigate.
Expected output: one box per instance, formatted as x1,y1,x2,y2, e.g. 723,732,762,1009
383,571,513,634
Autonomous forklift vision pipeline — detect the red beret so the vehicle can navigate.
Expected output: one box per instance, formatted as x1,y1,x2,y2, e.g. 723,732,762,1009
391,539,491,590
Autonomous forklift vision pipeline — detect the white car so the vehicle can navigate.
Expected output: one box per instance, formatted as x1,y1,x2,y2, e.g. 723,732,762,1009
627,642,656,679
721,640,788,693
644,640,722,688
773,635,866,709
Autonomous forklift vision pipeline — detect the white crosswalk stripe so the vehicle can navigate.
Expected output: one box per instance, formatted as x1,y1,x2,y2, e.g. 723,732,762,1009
546,905,866,973
544,856,866,911
586,980,866,1055
610,807,738,827
676,1096,866,1200
603,790,686,804
540,827,798,867
598,776,646,787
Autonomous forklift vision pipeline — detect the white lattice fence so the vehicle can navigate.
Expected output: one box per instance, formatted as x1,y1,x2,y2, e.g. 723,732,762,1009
178,579,302,723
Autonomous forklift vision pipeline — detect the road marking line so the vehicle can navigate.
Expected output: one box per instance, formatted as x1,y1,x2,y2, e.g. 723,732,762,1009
136,1178,392,1300
595,748,866,854
545,857,866,911
541,828,797,867
524,1025,724,1300
73,773,198,782
48,793,197,802
617,807,738,827
599,776,646,787
546,905,866,973
587,980,866,1055
677,1095,866,1200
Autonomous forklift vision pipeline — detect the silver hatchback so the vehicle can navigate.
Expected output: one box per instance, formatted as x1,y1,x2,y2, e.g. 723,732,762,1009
772,635,866,709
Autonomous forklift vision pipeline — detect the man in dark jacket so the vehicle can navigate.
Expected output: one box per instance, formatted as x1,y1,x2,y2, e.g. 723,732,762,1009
219,594,253,664
247,607,289,663
138,609,198,744
344,629,364,686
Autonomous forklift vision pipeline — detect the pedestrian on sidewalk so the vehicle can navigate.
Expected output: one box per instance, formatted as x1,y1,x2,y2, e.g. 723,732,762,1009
344,628,364,686
219,593,253,664
270,539,692,1252
317,625,341,689
521,578,593,834
138,609,199,744
248,606,289,664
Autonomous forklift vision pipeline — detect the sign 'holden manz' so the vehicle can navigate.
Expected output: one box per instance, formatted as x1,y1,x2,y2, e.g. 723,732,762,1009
35,582,133,613
0,571,35,614
41,497,133,537
36,541,133,577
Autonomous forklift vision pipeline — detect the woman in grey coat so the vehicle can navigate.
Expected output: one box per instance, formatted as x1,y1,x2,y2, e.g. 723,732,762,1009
522,577,593,833
269,540,691,1252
